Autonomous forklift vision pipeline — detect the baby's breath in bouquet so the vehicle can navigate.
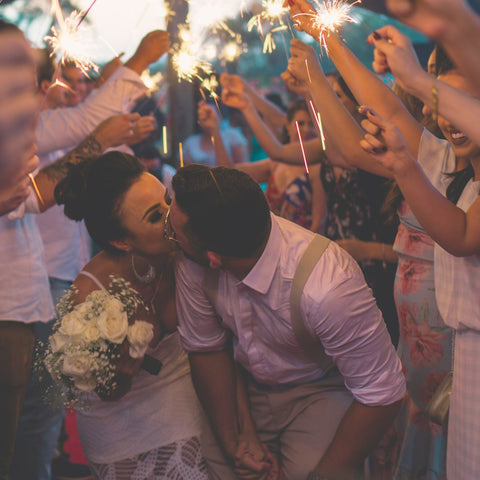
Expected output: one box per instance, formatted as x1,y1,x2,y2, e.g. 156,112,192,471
43,275,156,410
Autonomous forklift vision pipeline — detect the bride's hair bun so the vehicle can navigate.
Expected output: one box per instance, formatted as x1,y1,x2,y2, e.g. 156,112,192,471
55,152,146,253
55,158,95,221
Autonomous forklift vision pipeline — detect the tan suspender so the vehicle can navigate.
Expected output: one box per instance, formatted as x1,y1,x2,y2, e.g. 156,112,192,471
289,234,333,371
202,234,334,371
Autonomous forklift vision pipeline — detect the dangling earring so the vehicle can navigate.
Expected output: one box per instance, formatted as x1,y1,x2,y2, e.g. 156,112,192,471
131,253,156,284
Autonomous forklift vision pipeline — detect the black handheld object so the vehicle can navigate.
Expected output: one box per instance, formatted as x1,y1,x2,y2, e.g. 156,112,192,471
140,354,162,375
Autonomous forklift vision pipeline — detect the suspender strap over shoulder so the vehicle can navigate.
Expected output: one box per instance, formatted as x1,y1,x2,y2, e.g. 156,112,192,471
202,234,334,372
289,234,334,371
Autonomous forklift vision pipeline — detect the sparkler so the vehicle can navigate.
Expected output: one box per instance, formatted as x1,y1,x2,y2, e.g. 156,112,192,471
247,0,290,53
221,40,244,63
29,173,44,207
179,142,184,168
45,0,100,76
162,125,168,155
171,26,213,83
292,0,360,51
295,120,309,175
308,99,326,151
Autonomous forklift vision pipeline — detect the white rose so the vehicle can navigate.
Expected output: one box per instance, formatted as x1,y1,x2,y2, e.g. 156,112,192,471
83,322,100,343
96,297,128,344
59,310,88,338
62,351,91,377
73,375,97,392
49,332,69,353
127,321,154,359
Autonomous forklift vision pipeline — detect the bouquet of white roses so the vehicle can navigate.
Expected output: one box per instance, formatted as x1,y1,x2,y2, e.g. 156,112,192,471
43,276,158,409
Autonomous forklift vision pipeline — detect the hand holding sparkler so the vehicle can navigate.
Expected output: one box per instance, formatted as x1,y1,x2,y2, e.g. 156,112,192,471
367,26,423,92
220,74,253,112
283,0,321,38
126,115,156,146
197,101,220,136
124,30,170,75
93,113,142,151
284,39,321,93
359,106,414,177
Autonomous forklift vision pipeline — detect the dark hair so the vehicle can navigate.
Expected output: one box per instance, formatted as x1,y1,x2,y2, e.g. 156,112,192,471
435,43,456,77
55,152,145,253
36,48,56,86
172,164,271,257
282,98,309,144
446,163,475,204
0,19,21,32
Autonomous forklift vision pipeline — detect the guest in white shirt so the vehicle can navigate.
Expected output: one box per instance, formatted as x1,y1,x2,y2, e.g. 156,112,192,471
0,23,170,480
168,164,406,480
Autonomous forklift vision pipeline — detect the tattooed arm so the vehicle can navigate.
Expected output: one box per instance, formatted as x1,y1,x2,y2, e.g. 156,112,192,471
34,113,140,212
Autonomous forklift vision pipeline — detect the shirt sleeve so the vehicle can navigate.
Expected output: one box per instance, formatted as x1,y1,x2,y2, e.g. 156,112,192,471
36,66,147,155
304,243,406,406
175,254,229,352
417,129,455,180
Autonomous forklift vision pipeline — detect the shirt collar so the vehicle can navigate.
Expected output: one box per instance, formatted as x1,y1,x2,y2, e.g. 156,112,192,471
241,213,281,294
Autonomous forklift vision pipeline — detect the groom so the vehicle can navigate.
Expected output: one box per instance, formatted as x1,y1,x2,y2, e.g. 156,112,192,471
167,164,405,480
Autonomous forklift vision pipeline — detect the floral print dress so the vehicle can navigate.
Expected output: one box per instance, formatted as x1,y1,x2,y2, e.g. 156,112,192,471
372,200,453,480
281,172,313,230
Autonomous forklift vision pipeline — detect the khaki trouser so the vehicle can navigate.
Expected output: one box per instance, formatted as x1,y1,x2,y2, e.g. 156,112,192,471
201,373,353,480
0,322,34,480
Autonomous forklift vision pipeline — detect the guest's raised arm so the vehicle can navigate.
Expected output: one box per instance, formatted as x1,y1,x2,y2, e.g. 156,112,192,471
360,107,480,256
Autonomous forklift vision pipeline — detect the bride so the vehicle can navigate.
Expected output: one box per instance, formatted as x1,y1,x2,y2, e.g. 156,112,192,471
55,151,209,480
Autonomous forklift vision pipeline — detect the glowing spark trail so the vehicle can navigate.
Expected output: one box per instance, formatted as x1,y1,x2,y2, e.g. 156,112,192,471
308,99,326,151
29,173,44,206
179,142,184,168
163,125,168,155
295,120,309,175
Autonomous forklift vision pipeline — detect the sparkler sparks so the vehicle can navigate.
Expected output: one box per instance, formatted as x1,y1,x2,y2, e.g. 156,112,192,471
247,0,290,53
171,25,213,83
140,70,164,95
221,40,244,62
201,75,219,98
293,0,360,51
45,2,99,76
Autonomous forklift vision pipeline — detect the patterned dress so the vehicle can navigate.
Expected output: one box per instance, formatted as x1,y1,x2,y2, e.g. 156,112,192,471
320,165,399,345
281,172,313,229
371,200,453,480
265,175,286,216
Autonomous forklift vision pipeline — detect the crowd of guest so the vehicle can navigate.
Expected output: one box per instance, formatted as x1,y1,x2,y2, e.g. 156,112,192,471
0,0,479,479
